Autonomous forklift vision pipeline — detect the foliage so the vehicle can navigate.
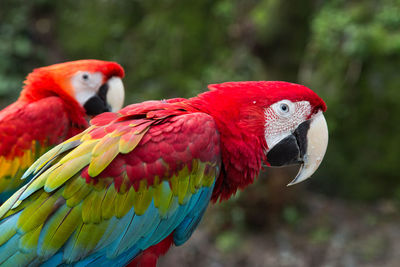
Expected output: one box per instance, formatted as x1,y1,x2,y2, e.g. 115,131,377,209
53,0,267,103
301,0,400,199
0,1,48,104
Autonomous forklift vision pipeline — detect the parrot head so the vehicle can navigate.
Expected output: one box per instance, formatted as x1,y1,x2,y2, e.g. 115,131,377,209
20,59,125,116
259,83,328,185
194,81,328,198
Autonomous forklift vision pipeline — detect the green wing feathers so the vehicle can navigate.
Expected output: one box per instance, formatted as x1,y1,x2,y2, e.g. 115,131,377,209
0,141,48,196
0,160,217,264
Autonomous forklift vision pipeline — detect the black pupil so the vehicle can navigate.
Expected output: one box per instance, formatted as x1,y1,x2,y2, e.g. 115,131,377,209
83,74,89,80
281,104,288,111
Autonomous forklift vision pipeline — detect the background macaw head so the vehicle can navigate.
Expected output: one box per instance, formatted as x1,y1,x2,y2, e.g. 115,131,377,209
20,59,125,116
203,81,328,188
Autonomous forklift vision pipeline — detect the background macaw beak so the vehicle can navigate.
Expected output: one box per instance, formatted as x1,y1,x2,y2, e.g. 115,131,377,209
266,111,328,185
83,76,125,116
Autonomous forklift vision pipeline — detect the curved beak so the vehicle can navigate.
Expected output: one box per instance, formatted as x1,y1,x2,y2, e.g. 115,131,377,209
83,76,125,116
266,111,328,186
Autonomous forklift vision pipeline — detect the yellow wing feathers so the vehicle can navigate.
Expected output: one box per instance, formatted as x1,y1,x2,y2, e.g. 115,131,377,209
0,157,216,264
0,141,47,193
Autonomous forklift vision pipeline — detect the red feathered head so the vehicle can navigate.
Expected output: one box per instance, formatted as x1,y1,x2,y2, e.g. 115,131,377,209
190,81,328,200
20,59,125,116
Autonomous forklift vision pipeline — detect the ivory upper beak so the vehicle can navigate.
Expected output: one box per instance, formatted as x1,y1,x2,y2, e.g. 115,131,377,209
287,111,328,186
107,77,125,112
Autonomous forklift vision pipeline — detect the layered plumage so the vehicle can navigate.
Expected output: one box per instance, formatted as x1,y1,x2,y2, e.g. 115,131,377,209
0,60,125,201
0,81,328,266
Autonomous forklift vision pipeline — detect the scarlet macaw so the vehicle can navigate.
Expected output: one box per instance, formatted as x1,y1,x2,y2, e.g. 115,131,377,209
0,60,125,201
0,81,328,266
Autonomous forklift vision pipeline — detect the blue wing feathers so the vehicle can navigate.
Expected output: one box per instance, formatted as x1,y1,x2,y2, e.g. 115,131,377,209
0,212,21,264
0,234,20,264
174,184,214,246
0,181,215,266
72,181,215,266
41,252,63,267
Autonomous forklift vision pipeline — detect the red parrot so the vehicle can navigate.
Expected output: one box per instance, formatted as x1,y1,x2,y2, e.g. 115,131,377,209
0,81,328,266
0,60,125,201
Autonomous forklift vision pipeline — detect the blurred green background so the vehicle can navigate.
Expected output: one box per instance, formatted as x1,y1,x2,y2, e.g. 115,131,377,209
1,0,400,266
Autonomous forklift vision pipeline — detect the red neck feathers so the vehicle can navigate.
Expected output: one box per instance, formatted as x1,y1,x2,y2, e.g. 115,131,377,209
186,83,270,201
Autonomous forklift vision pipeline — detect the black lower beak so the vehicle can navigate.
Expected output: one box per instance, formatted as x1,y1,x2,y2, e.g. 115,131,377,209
83,83,111,116
266,120,311,166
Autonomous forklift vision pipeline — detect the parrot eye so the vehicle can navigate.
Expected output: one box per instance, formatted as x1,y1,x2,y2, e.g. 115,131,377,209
280,103,289,113
82,73,90,81
273,100,294,117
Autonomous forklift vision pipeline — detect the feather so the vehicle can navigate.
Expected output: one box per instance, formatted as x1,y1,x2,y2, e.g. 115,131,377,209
153,181,173,217
193,162,206,190
9,157,20,178
37,204,82,259
0,158,11,179
133,180,153,215
0,212,20,246
19,164,59,201
92,216,120,252
114,190,132,219
19,225,42,253
44,153,91,192
65,183,93,207
23,138,81,180
63,221,108,263
101,208,135,258
82,190,103,223
170,175,179,196
40,252,63,267
177,167,190,204
91,112,120,126
88,135,120,177
106,210,141,258
118,125,150,154
0,235,20,264
111,201,160,255
0,185,27,218
119,187,136,218
174,185,214,246
17,191,61,233
63,176,87,200
58,139,97,165
146,202,188,246
1,250,36,266
101,185,117,220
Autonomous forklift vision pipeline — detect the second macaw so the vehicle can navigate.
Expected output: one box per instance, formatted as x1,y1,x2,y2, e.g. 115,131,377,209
0,81,328,266
0,60,125,201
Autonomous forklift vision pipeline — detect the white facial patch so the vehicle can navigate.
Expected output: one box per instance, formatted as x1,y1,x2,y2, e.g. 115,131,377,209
106,77,125,112
264,100,312,149
71,71,103,106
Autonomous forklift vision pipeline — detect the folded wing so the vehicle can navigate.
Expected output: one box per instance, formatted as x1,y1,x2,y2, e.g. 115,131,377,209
0,102,221,266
